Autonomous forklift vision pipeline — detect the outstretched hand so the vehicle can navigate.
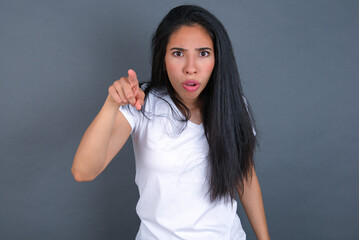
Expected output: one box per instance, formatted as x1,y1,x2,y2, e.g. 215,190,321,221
108,69,145,110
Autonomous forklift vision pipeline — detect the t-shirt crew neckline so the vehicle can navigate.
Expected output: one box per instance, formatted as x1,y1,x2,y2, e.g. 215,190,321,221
188,119,203,128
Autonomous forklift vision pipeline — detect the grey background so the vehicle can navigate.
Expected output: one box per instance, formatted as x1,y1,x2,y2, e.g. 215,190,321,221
1,0,358,239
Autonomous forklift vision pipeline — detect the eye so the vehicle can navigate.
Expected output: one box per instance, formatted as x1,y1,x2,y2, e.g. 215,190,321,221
172,51,184,57
199,51,210,57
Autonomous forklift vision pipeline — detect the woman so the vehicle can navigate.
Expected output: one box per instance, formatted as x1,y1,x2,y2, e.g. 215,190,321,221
72,5,270,240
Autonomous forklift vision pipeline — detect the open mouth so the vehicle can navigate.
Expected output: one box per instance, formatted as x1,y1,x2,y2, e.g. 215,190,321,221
182,81,200,92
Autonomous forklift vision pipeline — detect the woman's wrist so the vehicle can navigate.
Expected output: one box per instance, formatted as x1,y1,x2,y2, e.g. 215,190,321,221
105,94,122,109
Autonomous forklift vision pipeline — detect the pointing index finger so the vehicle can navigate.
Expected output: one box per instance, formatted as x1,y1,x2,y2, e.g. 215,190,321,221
128,69,139,88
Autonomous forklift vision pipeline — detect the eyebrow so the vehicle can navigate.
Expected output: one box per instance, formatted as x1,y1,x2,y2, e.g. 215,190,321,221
170,47,213,51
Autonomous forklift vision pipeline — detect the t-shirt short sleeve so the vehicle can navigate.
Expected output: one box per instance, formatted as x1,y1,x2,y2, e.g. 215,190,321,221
119,104,141,134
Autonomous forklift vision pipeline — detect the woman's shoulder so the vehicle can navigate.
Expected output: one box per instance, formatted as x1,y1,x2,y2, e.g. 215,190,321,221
135,85,170,115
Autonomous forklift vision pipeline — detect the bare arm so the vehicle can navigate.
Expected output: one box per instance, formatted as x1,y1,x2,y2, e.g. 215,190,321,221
71,96,131,182
238,167,270,240
71,69,144,182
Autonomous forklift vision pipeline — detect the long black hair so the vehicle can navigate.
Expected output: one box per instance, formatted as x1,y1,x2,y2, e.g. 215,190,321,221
141,5,257,204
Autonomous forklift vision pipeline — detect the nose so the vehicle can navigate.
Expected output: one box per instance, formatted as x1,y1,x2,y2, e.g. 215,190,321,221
183,55,197,74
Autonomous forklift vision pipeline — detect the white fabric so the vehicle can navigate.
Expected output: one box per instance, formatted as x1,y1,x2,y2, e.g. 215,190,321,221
119,90,249,240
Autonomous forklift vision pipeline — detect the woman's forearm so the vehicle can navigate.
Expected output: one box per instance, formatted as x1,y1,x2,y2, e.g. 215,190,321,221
238,167,270,240
71,95,120,181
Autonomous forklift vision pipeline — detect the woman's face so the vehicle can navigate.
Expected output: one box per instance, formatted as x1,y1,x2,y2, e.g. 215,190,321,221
165,24,215,109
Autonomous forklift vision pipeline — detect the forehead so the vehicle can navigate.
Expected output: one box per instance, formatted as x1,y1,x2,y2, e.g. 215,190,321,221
167,24,213,48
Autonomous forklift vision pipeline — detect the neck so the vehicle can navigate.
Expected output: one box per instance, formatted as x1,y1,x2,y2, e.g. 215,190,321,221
171,92,203,120
183,97,202,111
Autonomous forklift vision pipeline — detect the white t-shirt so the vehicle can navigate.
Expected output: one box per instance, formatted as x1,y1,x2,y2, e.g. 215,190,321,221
119,90,247,240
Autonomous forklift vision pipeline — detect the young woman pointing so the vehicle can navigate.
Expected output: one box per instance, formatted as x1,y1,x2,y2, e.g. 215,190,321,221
72,5,270,240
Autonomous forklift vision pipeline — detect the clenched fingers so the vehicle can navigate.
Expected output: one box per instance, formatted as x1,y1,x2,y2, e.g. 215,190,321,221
108,69,143,108
121,79,136,106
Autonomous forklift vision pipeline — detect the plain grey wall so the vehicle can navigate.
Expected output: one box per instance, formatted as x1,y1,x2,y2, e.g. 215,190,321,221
1,0,358,239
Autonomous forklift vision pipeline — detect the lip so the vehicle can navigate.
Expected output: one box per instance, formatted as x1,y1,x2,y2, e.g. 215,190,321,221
183,80,200,85
182,80,200,92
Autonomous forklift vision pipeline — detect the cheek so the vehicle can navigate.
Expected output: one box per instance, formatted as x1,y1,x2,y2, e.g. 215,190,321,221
165,58,179,78
204,61,215,76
